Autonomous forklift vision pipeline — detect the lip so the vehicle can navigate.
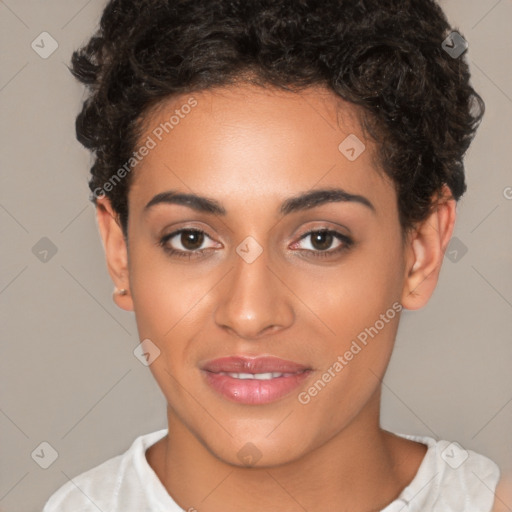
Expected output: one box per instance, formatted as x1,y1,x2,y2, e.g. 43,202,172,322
201,356,312,405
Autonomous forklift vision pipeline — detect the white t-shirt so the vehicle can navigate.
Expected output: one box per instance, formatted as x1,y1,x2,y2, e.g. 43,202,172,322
42,429,500,512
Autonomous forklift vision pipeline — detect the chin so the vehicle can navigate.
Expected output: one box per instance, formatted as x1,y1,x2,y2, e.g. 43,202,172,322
197,422,316,469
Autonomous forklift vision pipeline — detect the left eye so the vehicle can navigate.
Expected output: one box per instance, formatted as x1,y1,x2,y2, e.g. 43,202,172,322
293,229,352,253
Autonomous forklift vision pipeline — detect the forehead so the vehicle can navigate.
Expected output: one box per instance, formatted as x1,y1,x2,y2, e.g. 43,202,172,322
129,84,395,218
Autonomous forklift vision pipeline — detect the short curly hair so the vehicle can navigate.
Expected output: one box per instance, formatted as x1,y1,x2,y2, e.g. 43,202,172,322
70,0,484,235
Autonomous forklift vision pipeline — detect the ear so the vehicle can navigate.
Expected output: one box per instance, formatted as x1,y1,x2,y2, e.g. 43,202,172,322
401,185,457,310
95,196,134,312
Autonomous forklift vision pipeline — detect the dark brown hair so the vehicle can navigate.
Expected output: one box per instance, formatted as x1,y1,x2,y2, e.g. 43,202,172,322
70,0,484,234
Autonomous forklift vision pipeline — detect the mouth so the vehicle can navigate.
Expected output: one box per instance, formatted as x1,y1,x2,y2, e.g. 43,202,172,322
201,356,312,405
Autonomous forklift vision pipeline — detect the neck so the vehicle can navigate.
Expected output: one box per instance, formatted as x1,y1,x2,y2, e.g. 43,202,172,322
146,389,427,512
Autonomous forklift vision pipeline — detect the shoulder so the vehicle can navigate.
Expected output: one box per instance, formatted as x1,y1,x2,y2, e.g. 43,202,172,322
491,472,512,512
42,429,168,512
390,433,501,512
42,455,123,511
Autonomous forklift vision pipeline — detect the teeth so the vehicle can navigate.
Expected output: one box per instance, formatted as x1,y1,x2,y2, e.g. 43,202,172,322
219,372,294,380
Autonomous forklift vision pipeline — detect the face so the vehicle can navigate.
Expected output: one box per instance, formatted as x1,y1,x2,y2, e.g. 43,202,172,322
102,84,437,467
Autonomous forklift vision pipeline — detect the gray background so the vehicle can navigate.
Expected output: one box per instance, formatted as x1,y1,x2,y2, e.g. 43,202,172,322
0,1,511,511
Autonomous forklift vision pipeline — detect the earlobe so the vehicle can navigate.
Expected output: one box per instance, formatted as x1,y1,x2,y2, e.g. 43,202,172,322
401,185,457,310
95,197,134,312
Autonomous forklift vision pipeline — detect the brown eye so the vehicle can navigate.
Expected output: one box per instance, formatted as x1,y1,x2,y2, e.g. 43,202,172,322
180,230,205,250
159,228,218,258
292,228,353,258
309,230,335,251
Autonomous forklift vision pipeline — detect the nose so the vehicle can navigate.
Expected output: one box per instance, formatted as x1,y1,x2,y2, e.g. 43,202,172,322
213,246,295,340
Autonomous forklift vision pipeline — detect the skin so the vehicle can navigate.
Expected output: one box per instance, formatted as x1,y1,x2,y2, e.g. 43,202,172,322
96,84,456,512
493,476,512,512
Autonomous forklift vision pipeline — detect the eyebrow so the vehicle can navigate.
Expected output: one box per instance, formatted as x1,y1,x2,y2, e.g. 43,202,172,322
144,188,375,216
280,188,375,215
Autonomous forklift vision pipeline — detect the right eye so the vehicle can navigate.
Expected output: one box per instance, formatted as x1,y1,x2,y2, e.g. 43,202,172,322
158,229,219,259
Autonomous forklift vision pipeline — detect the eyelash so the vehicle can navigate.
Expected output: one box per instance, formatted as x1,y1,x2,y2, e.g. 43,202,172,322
158,228,353,260
293,228,353,258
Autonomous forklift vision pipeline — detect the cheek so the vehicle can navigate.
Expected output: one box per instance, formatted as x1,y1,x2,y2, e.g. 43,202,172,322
289,232,404,410
127,255,202,408
290,231,404,344
128,239,211,338
127,246,209,403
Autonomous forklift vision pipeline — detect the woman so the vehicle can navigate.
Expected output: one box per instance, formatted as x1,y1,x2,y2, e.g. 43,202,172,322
43,0,502,510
